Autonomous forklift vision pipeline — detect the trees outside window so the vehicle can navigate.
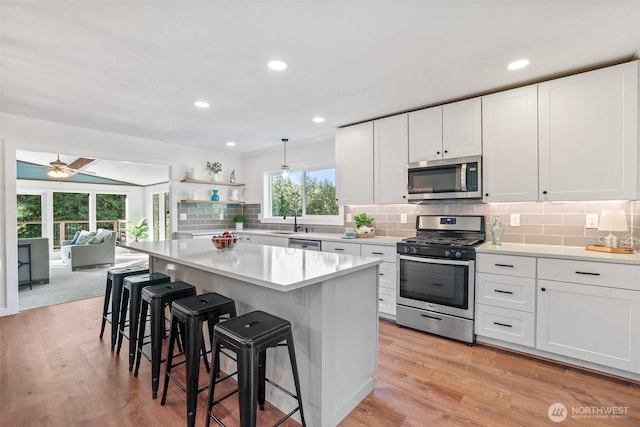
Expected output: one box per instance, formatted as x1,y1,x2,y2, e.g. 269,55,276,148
268,168,339,219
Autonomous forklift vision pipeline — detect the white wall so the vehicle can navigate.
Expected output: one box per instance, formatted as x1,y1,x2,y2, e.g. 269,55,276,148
242,134,335,203
1,113,242,316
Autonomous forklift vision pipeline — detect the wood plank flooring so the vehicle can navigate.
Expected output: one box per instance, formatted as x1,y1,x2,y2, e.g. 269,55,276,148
1,297,639,426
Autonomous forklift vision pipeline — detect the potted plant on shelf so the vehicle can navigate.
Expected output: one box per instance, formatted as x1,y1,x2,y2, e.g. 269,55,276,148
206,161,223,182
354,213,375,238
233,214,246,230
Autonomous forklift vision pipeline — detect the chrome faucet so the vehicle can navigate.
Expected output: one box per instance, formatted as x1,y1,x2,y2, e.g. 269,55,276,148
283,209,301,232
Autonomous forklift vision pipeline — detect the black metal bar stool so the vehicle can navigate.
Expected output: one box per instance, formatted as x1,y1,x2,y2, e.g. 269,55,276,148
99,265,149,350
160,292,237,427
116,272,171,370
134,281,197,398
205,310,306,427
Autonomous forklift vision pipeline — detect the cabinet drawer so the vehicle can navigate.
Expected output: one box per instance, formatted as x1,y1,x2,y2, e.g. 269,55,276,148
538,258,640,290
322,241,361,255
475,304,535,347
476,273,536,312
476,253,536,277
378,286,396,316
378,262,397,289
361,244,397,263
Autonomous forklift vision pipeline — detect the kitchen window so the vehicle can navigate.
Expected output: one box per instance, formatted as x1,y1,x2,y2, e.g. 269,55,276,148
263,167,343,225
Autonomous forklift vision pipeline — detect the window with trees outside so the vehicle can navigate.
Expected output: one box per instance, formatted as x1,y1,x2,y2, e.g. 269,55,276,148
266,167,341,223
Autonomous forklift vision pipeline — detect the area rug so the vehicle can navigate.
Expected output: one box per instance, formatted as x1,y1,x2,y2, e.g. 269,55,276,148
18,249,149,311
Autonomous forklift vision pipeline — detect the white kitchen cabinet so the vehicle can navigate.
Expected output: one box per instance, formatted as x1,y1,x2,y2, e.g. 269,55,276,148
475,253,537,347
408,106,442,162
408,98,482,162
537,279,640,373
482,85,538,202
538,60,639,201
374,114,408,204
321,240,361,256
362,244,398,318
536,258,640,373
335,121,374,205
442,98,482,159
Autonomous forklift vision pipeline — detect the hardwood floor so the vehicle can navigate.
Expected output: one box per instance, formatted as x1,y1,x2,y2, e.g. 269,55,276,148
1,298,639,426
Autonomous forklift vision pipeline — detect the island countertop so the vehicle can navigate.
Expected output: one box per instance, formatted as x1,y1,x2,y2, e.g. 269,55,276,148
124,239,382,292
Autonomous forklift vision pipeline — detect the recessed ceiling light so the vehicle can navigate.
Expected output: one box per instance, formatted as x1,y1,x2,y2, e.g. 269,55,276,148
312,117,326,123
226,141,236,147
267,60,287,71
194,100,210,108
507,59,530,71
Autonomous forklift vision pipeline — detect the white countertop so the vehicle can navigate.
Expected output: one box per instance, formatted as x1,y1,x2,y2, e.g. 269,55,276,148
476,242,640,265
124,239,382,291
182,228,404,247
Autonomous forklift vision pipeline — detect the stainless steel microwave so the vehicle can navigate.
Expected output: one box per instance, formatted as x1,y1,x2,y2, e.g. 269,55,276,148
407,155,482,202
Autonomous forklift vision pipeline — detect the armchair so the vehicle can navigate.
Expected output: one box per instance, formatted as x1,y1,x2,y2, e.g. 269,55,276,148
61,230,116,271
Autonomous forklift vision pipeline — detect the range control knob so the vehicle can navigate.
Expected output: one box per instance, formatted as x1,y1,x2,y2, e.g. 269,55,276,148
411,247,420,255
455,251,463,258
444,250,452,257
403,246,411,254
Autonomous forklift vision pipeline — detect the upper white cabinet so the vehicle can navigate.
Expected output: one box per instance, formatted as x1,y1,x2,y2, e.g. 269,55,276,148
374,114,409,204
482,85,539,202
335,121,374,205
408,106,442,162
538,61,639,201
408,98,481,162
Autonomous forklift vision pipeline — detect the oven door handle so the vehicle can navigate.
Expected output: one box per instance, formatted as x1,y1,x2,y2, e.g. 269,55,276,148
399,254,472,266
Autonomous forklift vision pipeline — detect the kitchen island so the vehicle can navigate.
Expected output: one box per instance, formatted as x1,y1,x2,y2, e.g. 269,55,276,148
124,239,382,427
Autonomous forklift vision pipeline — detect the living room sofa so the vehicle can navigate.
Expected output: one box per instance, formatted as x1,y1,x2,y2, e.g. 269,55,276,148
61,230,116,271
17,237,50,285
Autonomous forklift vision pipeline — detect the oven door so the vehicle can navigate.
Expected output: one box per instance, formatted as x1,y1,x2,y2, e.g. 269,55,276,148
397,255,475,319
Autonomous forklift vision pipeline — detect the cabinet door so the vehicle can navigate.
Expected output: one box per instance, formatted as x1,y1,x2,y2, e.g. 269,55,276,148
537,279,640,373
442,98,482,159
538,61,638,201
374,114,409,204
482,86,538,202
322,240,361,255
408,106,443,162
335,122,374,205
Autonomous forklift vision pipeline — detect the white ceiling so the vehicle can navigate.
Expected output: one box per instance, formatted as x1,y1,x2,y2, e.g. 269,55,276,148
2,1,640,154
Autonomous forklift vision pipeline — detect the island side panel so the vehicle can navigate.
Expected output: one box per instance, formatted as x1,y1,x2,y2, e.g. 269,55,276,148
314,265,379,426
150,256,379,427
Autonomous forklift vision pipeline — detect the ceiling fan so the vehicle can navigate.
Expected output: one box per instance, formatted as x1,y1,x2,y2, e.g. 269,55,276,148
47,155,96,178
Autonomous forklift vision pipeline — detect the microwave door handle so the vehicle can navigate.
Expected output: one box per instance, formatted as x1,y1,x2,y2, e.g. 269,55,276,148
460,163,467,192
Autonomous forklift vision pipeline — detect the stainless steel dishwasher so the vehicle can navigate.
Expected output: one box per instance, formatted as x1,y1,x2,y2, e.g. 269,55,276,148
288,238,321,251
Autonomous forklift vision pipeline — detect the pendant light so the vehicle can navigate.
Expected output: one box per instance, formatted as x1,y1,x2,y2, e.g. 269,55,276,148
281,138,289,178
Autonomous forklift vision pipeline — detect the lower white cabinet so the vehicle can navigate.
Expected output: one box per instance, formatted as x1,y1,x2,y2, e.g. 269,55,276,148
322,240,361,255
475,304,535,347
536,279,640,373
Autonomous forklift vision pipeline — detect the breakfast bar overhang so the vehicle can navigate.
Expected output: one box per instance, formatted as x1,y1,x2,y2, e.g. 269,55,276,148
125,239,382,427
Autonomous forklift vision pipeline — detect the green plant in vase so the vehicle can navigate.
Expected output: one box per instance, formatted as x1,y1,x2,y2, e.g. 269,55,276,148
206,161,223,181
354,213,375,237
126,218,149,242
234,214,246,230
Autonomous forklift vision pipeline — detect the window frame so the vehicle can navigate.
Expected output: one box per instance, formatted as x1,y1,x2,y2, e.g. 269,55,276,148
261,163,343,226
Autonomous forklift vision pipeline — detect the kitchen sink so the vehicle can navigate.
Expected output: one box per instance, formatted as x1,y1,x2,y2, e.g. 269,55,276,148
265,231,294,235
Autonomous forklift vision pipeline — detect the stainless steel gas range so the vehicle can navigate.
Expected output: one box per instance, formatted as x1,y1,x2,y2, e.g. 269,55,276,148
396,215,485,344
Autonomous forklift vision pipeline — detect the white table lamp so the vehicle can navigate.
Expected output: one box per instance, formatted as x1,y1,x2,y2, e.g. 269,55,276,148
598,210,628,248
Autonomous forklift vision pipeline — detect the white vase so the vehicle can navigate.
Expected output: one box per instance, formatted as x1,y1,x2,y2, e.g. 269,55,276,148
210,172,221,182
235,223,244,230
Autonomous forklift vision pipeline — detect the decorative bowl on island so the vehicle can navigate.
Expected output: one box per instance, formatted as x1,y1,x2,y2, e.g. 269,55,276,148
212,232,238,251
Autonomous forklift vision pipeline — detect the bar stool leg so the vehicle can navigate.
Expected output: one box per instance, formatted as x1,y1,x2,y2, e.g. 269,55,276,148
287,337,307,426
160,317,180,406
185,316,202,427
237,349,259,427
133,300,148,378
258,350,266,410
116,287,130,355
99,278,112,338
127,285,143,371
150,298,165,398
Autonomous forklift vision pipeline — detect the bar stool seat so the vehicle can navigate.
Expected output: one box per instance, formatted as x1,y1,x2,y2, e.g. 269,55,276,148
160,292,237,427
206,310,306,427
116,272,172,370
134,281,197,398
99,265,149,350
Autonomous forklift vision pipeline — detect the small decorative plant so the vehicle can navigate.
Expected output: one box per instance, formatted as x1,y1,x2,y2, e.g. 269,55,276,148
233,214,246,224
126,218,149,242
354,213,374,228
206,161,222,174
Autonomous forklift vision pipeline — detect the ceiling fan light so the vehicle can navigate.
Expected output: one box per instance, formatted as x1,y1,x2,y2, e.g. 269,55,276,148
47,168,70,179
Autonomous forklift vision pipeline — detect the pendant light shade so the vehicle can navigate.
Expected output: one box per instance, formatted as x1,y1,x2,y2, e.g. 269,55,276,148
281,138,289,177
